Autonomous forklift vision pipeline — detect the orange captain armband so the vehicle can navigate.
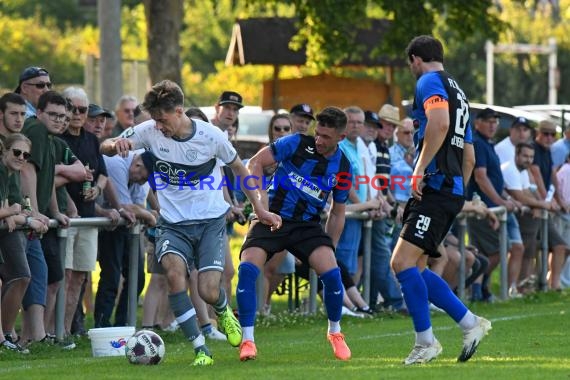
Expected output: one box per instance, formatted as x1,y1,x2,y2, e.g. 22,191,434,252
424,95,448,113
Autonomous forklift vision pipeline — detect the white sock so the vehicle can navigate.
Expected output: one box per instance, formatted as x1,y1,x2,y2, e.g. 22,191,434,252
191,334,205,349
242,326,255,342
328,320,341,334
459,311,477,330
415,327,434,346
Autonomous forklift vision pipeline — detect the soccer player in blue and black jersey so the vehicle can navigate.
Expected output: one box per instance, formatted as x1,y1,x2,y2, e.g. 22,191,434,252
390,35,492,365
236,106,352,362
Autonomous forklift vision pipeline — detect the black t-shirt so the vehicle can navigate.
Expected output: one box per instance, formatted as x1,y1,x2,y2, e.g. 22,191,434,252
60,129,108,217
374,140,391,196
532,141,553,189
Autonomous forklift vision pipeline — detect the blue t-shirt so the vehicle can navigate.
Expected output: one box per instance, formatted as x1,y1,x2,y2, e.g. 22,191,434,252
339,138,367,203
412,70,473,196
551,138,570,168
390,159,413,203
269,134,351,222
467,130,504,207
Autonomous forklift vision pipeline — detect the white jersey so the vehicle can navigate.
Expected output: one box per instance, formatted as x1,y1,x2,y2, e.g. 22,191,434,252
494,137,515,164
122,119,238,223
501,160,530,191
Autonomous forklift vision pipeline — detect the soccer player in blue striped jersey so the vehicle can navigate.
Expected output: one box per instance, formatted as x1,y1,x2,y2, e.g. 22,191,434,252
236,106,353,362
390,35,492,365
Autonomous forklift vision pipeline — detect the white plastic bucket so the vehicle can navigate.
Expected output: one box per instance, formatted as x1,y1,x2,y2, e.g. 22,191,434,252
87,326,135,357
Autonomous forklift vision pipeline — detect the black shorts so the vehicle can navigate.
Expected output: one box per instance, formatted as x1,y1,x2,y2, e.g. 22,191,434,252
400,188,464,258
41,229,63,284
240,219,334,264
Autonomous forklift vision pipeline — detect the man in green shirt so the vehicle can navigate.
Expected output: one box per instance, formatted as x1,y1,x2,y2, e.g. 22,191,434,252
20,91,70,346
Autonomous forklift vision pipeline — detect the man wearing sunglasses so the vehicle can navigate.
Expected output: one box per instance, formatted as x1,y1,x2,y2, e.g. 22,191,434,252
112,95,138,138
15,67,52,119
390,118,415,166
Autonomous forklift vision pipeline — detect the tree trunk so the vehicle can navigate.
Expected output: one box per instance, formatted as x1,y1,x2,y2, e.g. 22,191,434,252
143,0,183,86
98,0,123,110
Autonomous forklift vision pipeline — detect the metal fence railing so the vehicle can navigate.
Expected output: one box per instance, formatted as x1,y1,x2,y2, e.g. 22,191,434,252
6,217,141,341
6,205,548,332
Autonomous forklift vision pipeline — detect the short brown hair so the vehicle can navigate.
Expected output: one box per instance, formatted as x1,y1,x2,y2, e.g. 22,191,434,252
316,106,347,132
142,80,184,116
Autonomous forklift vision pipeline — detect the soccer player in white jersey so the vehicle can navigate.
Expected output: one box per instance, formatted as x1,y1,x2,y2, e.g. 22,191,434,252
101,80,281,366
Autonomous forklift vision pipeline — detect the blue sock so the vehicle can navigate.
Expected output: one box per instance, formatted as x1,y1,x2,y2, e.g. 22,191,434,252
319,267,344,322
201,323,212,335
396,267,431,332
236,262,260,327
421,269,468,322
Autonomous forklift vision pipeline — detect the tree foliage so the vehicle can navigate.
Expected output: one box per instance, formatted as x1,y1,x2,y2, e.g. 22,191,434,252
0,0,569,108
0,14,84,89
0,0,96,28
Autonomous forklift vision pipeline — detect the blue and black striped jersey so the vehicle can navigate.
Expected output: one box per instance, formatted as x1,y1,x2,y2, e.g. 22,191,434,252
412,70,473,196
269,134,352,222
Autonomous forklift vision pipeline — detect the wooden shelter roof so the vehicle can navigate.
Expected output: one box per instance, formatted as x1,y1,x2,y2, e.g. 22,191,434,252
225,17,406,67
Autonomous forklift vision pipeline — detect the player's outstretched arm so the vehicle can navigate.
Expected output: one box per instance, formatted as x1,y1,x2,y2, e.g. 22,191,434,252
100,137,134,157
229,152,282,231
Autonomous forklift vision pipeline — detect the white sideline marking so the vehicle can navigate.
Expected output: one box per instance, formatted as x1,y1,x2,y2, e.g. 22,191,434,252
354,311,557,341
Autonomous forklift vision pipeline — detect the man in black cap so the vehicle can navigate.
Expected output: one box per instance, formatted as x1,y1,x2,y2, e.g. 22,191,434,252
211,91,245,314
84,104,113,139
467,106,519,301
15,66,52,119
211,91,243,132
289,103,315,135
495,115,533,164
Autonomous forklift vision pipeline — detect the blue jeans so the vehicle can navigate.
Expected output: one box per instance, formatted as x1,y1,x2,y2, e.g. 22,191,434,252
335,219,362,276
369,219,403,309
22,238,47,309
94,227,144,327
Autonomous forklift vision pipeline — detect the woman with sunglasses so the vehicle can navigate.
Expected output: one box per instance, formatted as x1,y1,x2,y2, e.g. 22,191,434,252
0,134,47,353
268,114,293,144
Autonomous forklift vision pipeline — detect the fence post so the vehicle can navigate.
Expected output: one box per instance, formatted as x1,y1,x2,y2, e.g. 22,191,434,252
308,269,318,314
499,209,508,300
456,215,467,300
55,227,68,341
362,218,372,304
539,210,549,291
127,223,141,327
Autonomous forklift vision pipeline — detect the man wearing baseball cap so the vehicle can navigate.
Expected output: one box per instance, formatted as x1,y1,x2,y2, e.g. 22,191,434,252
495,115,533,164
211,90,245,308
289,103,315,135
212,91,243,132
15,66,52,119
84,104,113,139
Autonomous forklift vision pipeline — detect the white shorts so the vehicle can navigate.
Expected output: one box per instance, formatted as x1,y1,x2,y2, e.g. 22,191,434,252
65,227,99,271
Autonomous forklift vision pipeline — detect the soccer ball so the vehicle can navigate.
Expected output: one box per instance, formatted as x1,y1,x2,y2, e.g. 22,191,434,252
125,330,165,365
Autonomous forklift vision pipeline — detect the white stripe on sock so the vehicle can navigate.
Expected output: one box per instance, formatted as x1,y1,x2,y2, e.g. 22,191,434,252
176,308,196,324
